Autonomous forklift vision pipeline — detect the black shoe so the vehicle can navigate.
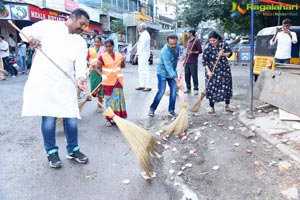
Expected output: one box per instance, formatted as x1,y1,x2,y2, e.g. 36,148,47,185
48,152,62,168
184,89,191,94
66,150,88,164
168,111,178,118
148,109,154,117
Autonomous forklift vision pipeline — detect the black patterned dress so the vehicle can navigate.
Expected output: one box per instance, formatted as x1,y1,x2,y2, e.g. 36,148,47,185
202,41,233,105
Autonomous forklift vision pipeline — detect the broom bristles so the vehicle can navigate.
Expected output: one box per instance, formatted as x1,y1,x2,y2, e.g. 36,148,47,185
161,102,189,137
190,92,206,112
103,107,158,177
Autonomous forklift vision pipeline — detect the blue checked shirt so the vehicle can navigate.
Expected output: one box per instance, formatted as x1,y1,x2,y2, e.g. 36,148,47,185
157,44,183,79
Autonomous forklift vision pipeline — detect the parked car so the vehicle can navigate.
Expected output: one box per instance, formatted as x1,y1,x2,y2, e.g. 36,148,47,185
130,47,153,65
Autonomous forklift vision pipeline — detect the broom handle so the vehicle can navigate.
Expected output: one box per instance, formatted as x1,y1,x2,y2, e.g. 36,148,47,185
182,36,198,68
8,20,130,110
86,43,138,100
202,43,225,94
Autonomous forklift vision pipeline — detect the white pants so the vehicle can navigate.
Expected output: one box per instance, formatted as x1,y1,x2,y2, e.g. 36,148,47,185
138,54,151,88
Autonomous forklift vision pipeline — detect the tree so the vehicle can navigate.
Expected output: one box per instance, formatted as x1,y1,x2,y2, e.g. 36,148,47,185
178,0,300,34
110,19,126,34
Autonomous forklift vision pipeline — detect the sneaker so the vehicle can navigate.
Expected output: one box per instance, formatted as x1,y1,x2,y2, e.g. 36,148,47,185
168,111,178,118
66,149,88,164
48,152,62,168
184,89,191,94
194,90,199,95
148,109,154,117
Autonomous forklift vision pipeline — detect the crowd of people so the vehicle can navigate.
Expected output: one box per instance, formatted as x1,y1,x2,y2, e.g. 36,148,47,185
3,6,297,170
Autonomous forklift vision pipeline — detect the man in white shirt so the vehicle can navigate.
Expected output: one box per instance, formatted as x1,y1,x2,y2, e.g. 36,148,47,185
8,34,16,54
270,18,298,64
16,40,27,73
0,35,15,77
20,8,90,169
134,22,151,92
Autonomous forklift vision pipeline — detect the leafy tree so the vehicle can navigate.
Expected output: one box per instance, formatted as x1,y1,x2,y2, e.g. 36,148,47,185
110,19,126,34
178,0,300,34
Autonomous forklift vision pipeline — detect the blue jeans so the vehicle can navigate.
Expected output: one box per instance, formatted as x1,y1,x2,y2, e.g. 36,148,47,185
150,74,177,112
41,116,78,155
18,55,26,72
275,58,290,64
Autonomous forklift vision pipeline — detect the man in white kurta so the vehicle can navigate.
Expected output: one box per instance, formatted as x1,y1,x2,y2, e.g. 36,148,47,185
20,8,90,168
134,23,151,91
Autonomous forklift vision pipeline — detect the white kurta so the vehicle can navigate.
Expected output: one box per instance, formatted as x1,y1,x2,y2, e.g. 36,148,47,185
137,30,151,88
20,20,87,119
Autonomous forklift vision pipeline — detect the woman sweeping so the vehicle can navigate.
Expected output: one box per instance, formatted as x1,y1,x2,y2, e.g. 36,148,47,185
97,39,127,127
87,35,105,112
202,31,234,114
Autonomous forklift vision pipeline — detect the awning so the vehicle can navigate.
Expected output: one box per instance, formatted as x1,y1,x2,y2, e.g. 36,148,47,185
142,21,161,31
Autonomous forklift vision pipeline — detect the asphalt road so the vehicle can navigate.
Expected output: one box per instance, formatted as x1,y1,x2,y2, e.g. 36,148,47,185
1,58,300,200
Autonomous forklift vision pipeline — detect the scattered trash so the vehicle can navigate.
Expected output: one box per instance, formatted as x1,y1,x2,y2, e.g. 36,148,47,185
170,176,174,181
212,166,220,170
229,126,234,130
177,171,183,176
194,136,199,141
254,161,265,167
210,140,215,144
218,123,224,126
122,179,130,184
189,149,198,156
196,132,201,136
224,137,229,140
181,136,188,141
268,161,276,166
162,144,172,150
278,161,292,171
234,143,240,147
174,182,180,186
155,131,161,136
154,152,163,158
171,160,176,164
172,147,178,152
204,122,209,125
157,141,161,145
246,149,253,154
181,166,186,171
169,169,175,174
185,163,193,168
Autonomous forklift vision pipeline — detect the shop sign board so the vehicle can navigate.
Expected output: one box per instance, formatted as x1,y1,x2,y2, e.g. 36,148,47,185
29,6,68,22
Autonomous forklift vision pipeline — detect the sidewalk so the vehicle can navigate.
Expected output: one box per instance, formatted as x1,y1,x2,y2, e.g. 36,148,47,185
239,107,300,163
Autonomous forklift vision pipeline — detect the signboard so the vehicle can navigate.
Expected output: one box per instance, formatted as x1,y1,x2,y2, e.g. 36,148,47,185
10,4,29,21
29,6,68,22
64,0,79,12
0,4,11,19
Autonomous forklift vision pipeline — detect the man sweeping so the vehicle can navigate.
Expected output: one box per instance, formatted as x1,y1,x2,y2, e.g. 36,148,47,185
20,8,90,168
149,35,183,118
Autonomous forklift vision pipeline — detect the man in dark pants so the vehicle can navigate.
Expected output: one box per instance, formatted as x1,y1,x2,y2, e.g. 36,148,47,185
184,29,202,95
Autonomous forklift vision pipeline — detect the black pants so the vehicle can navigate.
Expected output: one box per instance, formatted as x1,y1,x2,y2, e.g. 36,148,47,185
184,63,198,91
2,57,14,76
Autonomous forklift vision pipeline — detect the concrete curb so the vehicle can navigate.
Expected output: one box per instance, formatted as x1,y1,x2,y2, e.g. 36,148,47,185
238,111,300,163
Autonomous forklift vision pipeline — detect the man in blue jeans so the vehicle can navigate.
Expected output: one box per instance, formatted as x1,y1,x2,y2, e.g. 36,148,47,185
20,8,90,168
149,35,183,118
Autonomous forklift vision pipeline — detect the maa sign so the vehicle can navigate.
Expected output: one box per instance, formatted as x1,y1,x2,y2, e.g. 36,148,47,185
29,6,68,22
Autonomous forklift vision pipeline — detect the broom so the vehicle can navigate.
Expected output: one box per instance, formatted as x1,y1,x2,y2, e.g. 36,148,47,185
160,37,198,137
9,20,157,178
190,44,224,112
56,43,138,128
0,69,9,75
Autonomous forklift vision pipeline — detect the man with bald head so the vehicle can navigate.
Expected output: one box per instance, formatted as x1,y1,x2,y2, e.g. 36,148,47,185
134,22,151,92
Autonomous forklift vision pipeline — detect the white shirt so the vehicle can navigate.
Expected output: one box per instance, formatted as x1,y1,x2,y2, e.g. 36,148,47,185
8,37,16,47
0,40,9,58
137,30,150,57
20,20,88,119
270,31,298,59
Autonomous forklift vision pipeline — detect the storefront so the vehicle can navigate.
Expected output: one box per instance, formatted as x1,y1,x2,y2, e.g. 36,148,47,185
0,2,102,42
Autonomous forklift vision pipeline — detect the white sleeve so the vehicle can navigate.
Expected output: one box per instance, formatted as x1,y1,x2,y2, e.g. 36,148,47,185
20,20,47,42
291,32,298,44
270,34,278,46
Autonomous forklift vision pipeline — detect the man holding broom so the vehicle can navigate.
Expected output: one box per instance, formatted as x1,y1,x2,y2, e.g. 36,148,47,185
149,35,183,118
20,8,90,168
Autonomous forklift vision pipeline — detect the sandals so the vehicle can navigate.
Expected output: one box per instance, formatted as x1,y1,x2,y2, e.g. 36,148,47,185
105,120,115,127
225,105,235,112
208,107,216,114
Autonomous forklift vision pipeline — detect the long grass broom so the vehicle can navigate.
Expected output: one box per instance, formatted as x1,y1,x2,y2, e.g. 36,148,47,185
190,44,224,112
9,20,157,177
0,69,9,75
160,38,198,137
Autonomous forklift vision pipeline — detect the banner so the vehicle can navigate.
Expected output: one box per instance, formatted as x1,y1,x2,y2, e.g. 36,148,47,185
29,6,68,22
